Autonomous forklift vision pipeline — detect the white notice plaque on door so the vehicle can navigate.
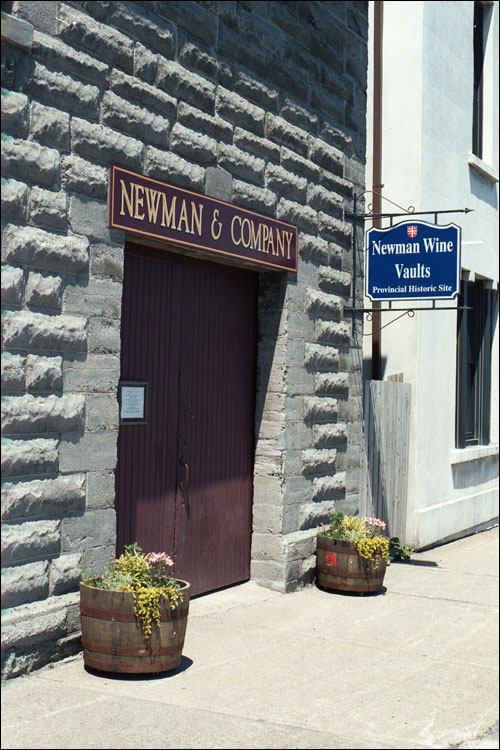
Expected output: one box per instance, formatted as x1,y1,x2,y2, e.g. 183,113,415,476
119,382,147,423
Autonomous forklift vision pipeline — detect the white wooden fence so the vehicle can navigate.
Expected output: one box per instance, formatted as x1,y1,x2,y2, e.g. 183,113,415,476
360,380,412,539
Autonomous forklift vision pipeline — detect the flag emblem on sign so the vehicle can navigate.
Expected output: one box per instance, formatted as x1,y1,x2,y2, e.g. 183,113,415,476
407,225,418,238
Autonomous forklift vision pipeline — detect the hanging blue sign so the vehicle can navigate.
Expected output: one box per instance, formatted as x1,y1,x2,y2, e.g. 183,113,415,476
366,220,461,301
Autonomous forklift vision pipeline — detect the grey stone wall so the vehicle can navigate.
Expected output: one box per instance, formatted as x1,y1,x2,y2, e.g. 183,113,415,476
1,0,367,676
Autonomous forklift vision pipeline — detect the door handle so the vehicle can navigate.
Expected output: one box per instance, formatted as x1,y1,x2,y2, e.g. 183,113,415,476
180,462,189,490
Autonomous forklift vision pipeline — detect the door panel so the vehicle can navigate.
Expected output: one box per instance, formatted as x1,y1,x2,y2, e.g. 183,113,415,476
116,244,257,596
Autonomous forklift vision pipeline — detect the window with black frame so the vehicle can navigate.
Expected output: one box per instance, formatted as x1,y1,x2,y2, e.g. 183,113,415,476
456,280,496,448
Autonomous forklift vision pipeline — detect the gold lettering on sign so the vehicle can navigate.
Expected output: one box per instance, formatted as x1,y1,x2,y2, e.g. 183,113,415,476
284,231,292,260
144,188,161,223
250,222,262,252
120,179,134,217
191,201,203,236
211,209,222,240
231,216,241,245
161,194,177,228
134,184,145,220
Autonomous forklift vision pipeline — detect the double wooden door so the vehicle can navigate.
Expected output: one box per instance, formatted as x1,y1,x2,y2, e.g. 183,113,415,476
116,244,257,596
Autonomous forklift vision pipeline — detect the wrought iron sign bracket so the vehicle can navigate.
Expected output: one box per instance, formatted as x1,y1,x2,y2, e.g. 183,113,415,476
344,190,473,333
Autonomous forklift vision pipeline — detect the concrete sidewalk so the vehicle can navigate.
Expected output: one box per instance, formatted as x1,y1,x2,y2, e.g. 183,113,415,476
2,526,499,750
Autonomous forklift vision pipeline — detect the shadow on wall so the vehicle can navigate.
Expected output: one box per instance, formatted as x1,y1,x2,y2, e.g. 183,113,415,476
469,166,498,209
452,453,499,489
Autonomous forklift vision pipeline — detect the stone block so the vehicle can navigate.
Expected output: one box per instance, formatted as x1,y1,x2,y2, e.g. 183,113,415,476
281,147,321,183
26,354,63,392
68,196,110,244
304,343,340,371
109,69,176,119
178,102,233,144
233,67,279,113
30,101,70,151
49,552,82,596
90,243,124,281
1,559,50,609
24,61,99,120
133,41,157,84
1,353,25,392
158,1,217,46
318,266,351,295
315,371,349,396
1,177,28,225
144,146,205,193
178,35,231,86
298,233,330,265
1,89,29,137
266,115,309,158
316,319,351,344
216,87,265,137
61,155,107,200
2,310,87,353
1,137,59,188
301,448,337,475
1,436,59,477
1,592,77,651
266,52,309,101
217,143,265,185
58,4,134,72
299,500,340,530
277,198,317,234
2,393,85,435
265,163,307,203
302,396,338,422
108,2,175,58
170,123,217,165
24,273,65,322
157,59,215,115
2,225,89,275
32,29,110,88
217,22,267,79
1,518,60,565
252,503,284,535
1,265,24,306
86,470,115,509
312,472,346,499
61,507,116,551
305,287,342,319
88,317,121,355
71,117,143,171
102,91,170,149
279,95,319,134
28,188,67,232
251,532,283,562
205,167,233,203
59,431,118,473
313,422,348,448
233,128,280,163
318,212,351,247
1,474,85,521
63,353,120,393
232,180,277,215
0,13,33,52
86,393,119,433
63,277,122,319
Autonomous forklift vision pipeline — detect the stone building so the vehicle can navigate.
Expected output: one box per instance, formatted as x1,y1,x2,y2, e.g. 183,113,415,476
1,0,368,678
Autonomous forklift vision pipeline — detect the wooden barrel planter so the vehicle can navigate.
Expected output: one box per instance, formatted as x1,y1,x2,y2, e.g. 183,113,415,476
80,580,191,674
316,535,387,593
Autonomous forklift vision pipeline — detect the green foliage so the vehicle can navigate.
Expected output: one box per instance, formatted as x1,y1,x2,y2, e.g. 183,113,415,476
388,537,413,563
81,543,182,639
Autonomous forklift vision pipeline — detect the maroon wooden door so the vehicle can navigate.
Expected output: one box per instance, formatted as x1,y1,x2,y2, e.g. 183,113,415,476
116,244,257,596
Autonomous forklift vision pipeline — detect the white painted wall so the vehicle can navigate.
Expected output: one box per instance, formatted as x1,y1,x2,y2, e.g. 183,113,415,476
365,0,499,548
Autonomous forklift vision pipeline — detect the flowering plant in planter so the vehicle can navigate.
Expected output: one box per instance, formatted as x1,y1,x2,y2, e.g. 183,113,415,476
316,511,390,594
319,511,390,566
81,542,184,638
